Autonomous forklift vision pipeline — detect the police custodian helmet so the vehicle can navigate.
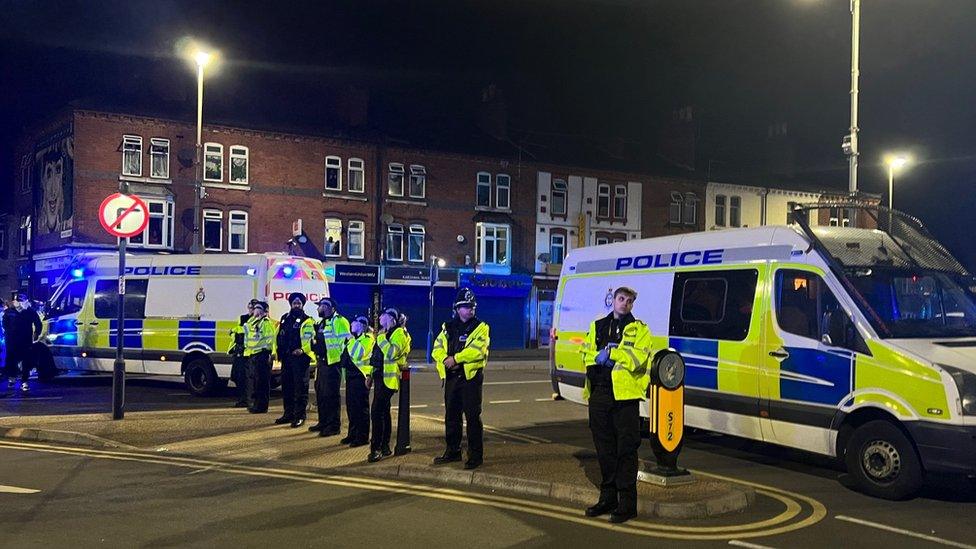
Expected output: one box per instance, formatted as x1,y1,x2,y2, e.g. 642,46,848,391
454,288,477,309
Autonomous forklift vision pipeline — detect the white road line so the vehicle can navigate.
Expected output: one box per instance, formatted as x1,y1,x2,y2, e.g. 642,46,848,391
484,380,550,386
409,404,428,409
534,398,552,402
728,540,777,549
0,484,40,494
489,399,521,404
835,515,976,549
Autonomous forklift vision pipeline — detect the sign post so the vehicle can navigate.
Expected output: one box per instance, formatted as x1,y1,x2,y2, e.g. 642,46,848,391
98,191,149,420
639,350,693,486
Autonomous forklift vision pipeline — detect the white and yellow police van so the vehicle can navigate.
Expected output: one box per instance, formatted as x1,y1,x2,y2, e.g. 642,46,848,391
551,205,976,499
39,253,330,396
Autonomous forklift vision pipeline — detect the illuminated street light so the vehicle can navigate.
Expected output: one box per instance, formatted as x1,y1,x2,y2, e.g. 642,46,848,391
182,42,218,254
884,153,910,229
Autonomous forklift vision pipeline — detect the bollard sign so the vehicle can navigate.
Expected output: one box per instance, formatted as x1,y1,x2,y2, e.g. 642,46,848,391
646,350,691,483
98,193,149,239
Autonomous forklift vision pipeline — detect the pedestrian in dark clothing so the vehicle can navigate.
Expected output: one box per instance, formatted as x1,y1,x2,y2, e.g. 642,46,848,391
3,292,42,393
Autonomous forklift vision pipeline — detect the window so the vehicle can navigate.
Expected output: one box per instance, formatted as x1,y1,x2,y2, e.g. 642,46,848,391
204,143,223,181
550,234,565,264
669,269,758,341
49,280,87,317
595,236,609,246
388,163,404,197
202,209,222,251
230,146,248,184
597,184,611,218
496,174,511,209
122,135,142,177
776,270,847,343
730,196,741,228
551,179,567,215
613,185,627,219
228,211,248,252
348,220,365,259
682,192,698,225
94,279,147,320
714,195,726,227
324,218,342,257
18,216,30,257
128,199,173,249
828,207,853,227
476,222,510,266
408,224,425,262
348,158,365,193
386,224,404,261
669,192,683,224
325,156,342,191
150,138,169,179
409,165,426,198
477,172,491,207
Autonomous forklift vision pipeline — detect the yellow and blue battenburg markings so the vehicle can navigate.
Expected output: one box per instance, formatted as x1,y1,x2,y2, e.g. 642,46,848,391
178,320,217,352
669,338,719,390
47,318,79,344
109,319,144,348
777,347,853,405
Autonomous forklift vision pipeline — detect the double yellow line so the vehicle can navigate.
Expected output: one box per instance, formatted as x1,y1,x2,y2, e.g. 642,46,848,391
0,439,824,540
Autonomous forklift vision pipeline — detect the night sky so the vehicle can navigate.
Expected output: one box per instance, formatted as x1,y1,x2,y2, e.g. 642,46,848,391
3,0,975,269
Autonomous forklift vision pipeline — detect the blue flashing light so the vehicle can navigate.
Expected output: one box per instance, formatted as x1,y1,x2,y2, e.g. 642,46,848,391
245,267,257,276
70,268,85,279
281,265,296,279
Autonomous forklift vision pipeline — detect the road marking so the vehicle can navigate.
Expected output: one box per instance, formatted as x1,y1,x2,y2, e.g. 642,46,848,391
835,515,976,549
410,404,428,409
535,398,552,402
729,540,777,549
0,484,40,494
0,440,821,540
484,380,550,386
489,399,521,404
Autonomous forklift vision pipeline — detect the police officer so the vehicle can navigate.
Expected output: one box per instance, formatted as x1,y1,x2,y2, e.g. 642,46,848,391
431,288,491,470
228,299,258,408
368,307,410,463
3,292,42,393
244,301,275,413
275,292,315,428
309,297,350,437
342,313,374,447
580,286,652,524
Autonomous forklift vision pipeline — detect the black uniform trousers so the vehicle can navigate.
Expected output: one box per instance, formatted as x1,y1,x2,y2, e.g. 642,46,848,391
231,355,249,405
315,362,342,431
587,366,641,513
444,369,484,459
247,351,272,413
281,354,311,420
4,344,33,382
370,371,395,452
345,365,370,443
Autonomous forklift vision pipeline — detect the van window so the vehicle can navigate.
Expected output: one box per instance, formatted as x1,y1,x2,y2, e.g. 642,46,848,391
48,280,88,317
670,269,758,341
775,270,843,341
94,279,148,319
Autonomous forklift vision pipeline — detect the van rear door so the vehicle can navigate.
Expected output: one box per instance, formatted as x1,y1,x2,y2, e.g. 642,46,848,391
90,278,147,373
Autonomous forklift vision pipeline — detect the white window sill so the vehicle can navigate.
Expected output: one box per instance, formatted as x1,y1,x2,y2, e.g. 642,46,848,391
119,175,172,185
475,206,512,213
322,193,368,202
203,181,251,191
386,198,428,207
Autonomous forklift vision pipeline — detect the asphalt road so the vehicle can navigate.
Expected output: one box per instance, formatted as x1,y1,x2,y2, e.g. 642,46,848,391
2,367,976,548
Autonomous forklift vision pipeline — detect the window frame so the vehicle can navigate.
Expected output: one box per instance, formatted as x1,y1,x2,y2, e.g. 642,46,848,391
550,233,566,264
324,217,343,258
122,135,143,177
613,184,627,219
476,222,511,267
669,269,759,342
386,223,404,262
149,138,170,179
729,196,741,228
408,164,426,199
682,192,698,226
714,194,727,227
595,236,610,246
388,163,405,197
325,155,342,191
551,179,568,215
407,224,426,263
127,198,174,250
496,173,511,210
347,220,365,259
228,210,248,253
476,172,492,207
229,145,249,185
348,158,365,193
669,192,683,225
203,142,223,182
597,183,611,218
202,209,223,252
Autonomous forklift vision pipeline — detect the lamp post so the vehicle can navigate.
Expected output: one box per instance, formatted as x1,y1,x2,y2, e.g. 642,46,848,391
426,255,447,363
846,0,861,194
190,50,212,254
884,154,909,229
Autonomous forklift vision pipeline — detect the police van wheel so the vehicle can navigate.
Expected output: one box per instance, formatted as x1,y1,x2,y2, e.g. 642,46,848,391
184,359,220,397
844,420,923,500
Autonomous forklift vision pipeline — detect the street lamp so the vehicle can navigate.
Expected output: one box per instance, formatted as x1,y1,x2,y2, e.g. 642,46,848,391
426,255,447,363
189,48,215,254
884,154,910,228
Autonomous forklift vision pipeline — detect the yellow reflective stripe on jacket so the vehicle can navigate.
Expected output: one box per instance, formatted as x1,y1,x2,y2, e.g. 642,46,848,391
243,317,275,356
376,328,408,390
433,321,490,381
345,332,375,377
581,318,652,402
320,314,351,365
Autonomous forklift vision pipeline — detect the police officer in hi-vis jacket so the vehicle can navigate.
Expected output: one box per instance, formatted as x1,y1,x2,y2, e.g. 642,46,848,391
244,301,275,414
368,307,410,463
341,313,374,447
229,299,258,407
579,286,652,524
275,293,316,428
309,297,351,437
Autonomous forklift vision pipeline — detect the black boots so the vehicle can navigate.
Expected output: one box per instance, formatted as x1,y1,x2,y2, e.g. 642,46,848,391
585,500,617,518
432,451,462,465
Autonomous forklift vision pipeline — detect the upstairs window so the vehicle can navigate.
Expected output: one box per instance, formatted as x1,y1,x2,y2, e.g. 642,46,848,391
409,165,426,198
348,220,365,259
496,174,511,209
476,222,510,266
550,233,565,264
149,138,169,179
682,192,698,226
597,184,611,218
229,211,248,252
325,218,343,257
388,163,404,197
551,179,567,215
325,156,342,191
348,158,365,193
386,223,404,261
714,195,727,227
669,192,683,224
204,143,223,181
202,209,223,251
476,172,491,207
613,185,627,219
230,146,248,184
408,225,425,263
730,196,741,228
128,199,174,249
122,135,142,177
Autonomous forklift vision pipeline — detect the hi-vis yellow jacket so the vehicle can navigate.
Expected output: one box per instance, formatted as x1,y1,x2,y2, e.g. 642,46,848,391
376,327,410,391
345,332,375,378
580,316,652,401
431,321,490,381
243,316,276,357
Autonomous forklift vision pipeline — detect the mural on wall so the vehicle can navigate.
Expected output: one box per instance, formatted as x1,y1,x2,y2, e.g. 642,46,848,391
33,123,74,240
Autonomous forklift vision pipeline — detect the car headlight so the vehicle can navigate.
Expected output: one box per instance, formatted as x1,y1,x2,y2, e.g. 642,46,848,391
941,364,976,416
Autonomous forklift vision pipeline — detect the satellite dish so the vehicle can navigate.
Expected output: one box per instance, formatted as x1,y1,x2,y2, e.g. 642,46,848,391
380,214,394,224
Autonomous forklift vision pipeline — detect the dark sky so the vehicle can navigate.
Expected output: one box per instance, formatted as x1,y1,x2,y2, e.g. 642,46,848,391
3,0,976,269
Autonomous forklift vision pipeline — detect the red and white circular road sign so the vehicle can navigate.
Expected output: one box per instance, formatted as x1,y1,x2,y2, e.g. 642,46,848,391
98,193,150,238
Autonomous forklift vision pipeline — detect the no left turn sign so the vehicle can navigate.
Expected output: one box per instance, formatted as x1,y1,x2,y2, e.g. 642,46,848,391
98,193,149,238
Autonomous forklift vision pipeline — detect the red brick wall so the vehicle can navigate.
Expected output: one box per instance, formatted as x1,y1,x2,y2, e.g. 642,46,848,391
640,176,706,237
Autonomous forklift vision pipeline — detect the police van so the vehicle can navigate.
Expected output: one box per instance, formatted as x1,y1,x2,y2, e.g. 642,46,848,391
551,204,976,499
39,253,330,396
